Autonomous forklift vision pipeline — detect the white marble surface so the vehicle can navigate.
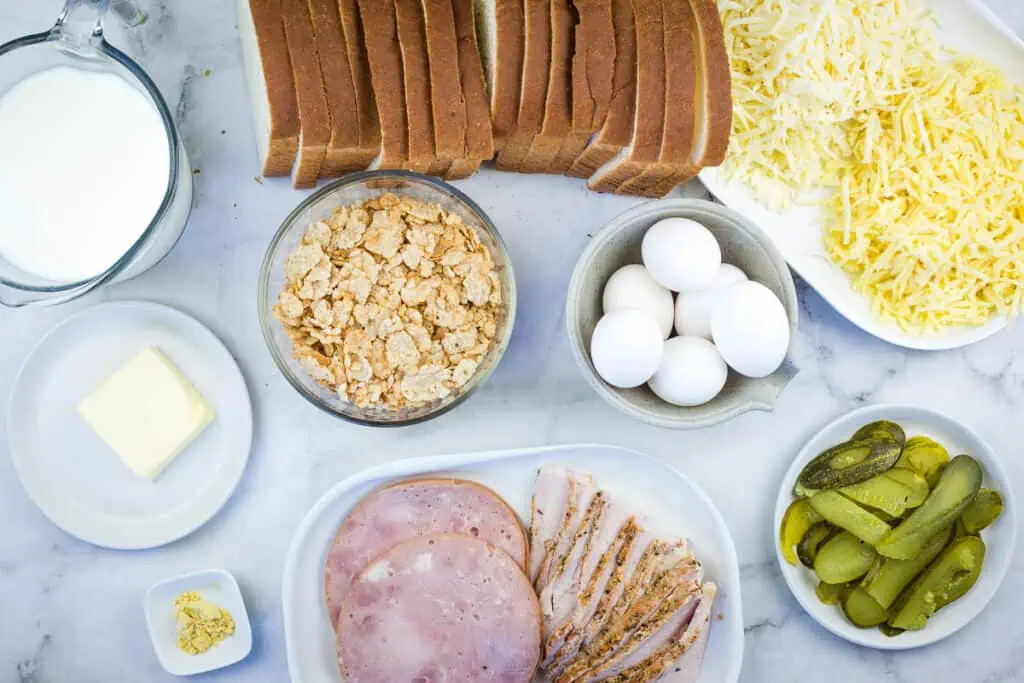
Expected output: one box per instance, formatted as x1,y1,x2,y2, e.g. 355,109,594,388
1,1,1023,681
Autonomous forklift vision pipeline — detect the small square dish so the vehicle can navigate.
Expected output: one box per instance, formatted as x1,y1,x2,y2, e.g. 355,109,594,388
145,569,253,676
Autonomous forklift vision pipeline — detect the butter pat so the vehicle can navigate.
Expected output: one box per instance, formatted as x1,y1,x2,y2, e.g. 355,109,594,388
78,347,215,480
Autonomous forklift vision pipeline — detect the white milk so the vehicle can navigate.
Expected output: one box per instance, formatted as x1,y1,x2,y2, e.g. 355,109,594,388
0,66,171,283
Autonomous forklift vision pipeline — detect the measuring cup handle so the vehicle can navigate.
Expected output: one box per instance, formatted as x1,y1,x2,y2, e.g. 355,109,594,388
53,0,110,53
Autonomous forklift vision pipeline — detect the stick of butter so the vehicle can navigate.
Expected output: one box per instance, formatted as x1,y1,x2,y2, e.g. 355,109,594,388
77,347,215,480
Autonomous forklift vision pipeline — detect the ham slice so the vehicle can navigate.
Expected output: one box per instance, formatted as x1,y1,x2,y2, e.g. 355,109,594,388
324,478,527,628
336,534,542,683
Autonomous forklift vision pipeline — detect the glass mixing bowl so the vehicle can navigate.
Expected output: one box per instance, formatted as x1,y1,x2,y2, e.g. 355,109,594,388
258,171,517,426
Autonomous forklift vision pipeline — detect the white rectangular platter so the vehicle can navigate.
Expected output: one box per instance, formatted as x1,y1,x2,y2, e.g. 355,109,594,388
700,0,1024,350
282,444,744,683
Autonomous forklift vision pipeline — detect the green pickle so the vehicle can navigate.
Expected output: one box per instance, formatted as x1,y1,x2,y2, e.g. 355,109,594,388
779,500,825,565
889,536,986,631
808,491,891,545
862,526,953,609
814,531,879,584
840,469,929,517
815,581,849,605
796,436,904,496
843,587,888,628
960,489,1003,533
896,436,950,487
797,523,835,568
852,421,907,446
876,455,982,560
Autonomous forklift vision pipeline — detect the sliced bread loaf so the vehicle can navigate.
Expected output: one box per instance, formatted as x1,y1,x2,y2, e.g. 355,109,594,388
339,0,383,158
395,0,442,173
281,0,332,187
521,0,575,173
495,0,551,171
448,0,496,178
615,0,697,197
474,0,525,152
549,0,615,174
567,0,634,178
239,0,299,177
308,0,375,173
587,0,665,193
422,0,469,177
359,0,411,169
645,0,732,196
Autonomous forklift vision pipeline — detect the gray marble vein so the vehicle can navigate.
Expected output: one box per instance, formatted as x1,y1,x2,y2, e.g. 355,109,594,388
1,0,1023,681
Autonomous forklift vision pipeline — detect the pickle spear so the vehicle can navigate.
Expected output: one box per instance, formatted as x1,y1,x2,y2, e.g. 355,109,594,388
815,581,849,605
808,491,891,545
841,469,929,517
852,421,906,446
961,489,1003,533
862,525,953,609
814,531,879,584
779,500,825,565
896,436,950,487
796,437,903,497
797,523,836,568
843,587,888,628
889,536,985,631
877,455,982,560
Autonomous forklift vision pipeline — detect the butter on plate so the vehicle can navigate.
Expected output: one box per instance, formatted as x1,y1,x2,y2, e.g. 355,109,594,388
78,347,215,480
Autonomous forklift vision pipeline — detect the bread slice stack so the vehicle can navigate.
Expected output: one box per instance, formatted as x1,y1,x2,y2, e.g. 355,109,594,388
239,0,730,196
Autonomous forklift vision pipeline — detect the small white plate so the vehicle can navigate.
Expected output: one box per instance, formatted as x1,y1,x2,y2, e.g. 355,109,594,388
774,405,1017,649
282,444,744,683
700,0,1024,350
145,568,253,676
7,300,253,549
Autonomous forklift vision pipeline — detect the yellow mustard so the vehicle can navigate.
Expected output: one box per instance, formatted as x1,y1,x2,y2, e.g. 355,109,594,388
173,591,236,655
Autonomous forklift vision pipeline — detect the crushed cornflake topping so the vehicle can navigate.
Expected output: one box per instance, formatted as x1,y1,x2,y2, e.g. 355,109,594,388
274,193,503,410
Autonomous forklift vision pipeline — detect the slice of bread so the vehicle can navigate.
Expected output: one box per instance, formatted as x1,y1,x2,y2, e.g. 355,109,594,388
522,0,575,173
567,0,634,178
308,0,376,174
281,0,332,187
495,0,551,171
449,0,495,178
474,0,525,152
587,0,665,193
549,0,615,174
239,0,300,177
339,0,383,156
616,0,697,196
645,0,732,196
422,0,469,177
358,0,411,169
395,0,442,173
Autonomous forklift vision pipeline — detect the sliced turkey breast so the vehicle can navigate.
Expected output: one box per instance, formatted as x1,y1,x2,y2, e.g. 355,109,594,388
529,466,574,583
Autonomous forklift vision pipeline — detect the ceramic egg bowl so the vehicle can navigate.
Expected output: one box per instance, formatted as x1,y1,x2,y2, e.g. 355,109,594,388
566,199,799,429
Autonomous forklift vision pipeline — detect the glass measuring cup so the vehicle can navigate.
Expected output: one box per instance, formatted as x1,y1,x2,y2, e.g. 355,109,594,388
0,0,193,307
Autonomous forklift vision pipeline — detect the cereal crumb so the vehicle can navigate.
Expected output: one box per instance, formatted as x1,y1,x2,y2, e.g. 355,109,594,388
274,193,503,410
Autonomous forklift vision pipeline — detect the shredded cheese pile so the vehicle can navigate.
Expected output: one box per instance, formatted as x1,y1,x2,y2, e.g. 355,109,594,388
719,0,1024,332
719,0,935,210
824,57,1024,331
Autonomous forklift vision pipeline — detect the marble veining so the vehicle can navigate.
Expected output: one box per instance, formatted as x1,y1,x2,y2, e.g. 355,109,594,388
1,1,1023,681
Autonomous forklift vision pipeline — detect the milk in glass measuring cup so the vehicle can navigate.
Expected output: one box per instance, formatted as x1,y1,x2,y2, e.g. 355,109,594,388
0,0,192,307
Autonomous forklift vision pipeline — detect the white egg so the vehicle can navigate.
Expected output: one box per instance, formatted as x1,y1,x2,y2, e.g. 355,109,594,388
641,217,722,292
711,281,790,378
674,263,748,339
590,309,664,388
602,264,675,339
648,337,728,407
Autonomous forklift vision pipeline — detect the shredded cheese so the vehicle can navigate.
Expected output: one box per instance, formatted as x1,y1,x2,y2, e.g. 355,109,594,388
824,57,1024,331
718,0,936,210
718,0,1024,332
